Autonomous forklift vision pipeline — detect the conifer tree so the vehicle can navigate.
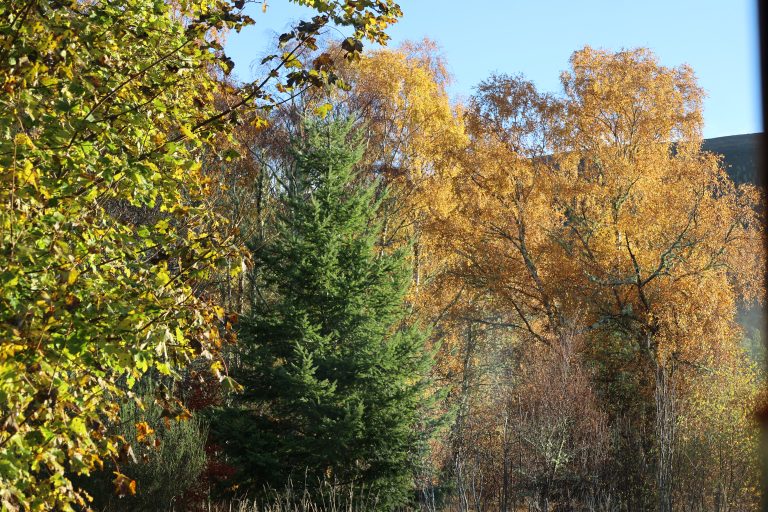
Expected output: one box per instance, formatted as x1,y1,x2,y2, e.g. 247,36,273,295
213,118,433,508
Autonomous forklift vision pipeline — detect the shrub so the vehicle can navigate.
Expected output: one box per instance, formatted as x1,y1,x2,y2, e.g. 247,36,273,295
77,386,208,511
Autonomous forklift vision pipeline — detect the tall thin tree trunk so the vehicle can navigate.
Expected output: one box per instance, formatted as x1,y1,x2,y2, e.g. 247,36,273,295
453,322,476,512
501,412,511,512
237,256,245,314
655,360,676,512
413,235,420,288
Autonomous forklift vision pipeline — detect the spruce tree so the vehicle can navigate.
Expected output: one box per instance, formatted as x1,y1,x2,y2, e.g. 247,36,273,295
212,118,433,508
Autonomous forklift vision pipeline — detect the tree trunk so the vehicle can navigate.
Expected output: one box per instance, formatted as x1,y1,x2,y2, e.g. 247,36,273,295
501,413,511,512
655,361,676,512
453,322,477,512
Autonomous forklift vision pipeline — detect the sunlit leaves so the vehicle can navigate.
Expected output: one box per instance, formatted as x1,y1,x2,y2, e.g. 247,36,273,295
0,0,401,509
313,102,333,118
440,47,764,366
420,46,764,508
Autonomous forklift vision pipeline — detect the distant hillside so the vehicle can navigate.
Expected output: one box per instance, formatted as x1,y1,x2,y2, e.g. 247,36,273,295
703,132,764,186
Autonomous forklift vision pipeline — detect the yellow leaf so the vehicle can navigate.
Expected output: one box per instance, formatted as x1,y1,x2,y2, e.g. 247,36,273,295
180,125,195,139
313,103,333,118
251,117,269,130
135,421,154,443
67,269,79,285
17,160,38,189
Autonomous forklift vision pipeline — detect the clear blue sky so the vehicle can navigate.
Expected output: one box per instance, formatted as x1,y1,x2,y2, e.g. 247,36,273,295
225,0,762,138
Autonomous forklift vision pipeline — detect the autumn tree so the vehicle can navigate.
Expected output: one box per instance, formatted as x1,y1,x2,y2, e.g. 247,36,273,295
0,0,402,508
554,47,764,512
432,47,764,511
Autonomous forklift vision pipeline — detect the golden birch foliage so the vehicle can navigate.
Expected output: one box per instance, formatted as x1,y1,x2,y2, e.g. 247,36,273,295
335,39,464,186
554,47,764,363
560,46,703,151
433,74,573,346
440,47,764,365
409,46,763,508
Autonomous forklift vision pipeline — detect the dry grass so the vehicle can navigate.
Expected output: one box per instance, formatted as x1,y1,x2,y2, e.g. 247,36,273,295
195,479,382,512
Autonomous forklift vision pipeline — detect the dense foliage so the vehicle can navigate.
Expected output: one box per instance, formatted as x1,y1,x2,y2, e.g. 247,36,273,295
420,47,765,512
211,119,433,509
0,1,764,510
0,0,401,509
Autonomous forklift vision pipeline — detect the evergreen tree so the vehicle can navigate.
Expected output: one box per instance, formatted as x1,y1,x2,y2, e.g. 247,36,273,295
212,118,433,508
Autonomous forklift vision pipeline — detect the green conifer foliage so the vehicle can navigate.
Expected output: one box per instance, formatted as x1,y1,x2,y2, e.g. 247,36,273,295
213,119,432,509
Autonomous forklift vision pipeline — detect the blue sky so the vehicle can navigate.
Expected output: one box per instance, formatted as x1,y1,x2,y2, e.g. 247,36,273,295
225,0,762,138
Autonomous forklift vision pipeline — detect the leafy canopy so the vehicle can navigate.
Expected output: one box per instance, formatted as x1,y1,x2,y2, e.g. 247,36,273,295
0,0,401,509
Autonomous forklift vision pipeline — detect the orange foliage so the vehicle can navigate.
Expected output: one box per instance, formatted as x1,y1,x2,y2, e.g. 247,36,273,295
435,46,764,368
